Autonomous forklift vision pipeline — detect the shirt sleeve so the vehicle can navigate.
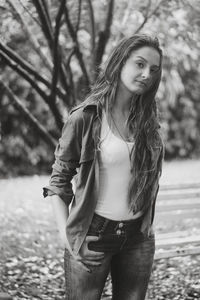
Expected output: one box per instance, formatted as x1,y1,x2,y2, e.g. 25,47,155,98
43,114,81,206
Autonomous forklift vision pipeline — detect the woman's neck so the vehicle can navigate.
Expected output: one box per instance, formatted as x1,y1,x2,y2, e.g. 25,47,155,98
106,82,138,142
113,82,137,116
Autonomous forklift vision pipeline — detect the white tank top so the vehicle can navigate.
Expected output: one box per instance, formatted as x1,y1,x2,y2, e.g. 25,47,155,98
95,111,136,220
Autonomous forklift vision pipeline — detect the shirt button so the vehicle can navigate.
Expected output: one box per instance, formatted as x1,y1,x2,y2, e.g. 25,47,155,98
118,222,124,228
116,229,122,235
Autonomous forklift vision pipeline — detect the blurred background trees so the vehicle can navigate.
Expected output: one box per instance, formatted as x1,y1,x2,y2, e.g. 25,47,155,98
0,0,200,177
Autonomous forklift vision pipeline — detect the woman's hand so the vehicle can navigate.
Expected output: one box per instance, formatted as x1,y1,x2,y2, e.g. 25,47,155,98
50,195,104,272
71,236,105,272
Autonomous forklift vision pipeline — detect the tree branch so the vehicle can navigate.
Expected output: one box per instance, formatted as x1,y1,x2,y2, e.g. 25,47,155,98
50,0,66,104
94,0,115,75
8,0,53,72
0,41,66,101
32,0,71,98
18,0,42,27
64,4,90,86
0,51,63,130
75,0,82,32
85,0,96,79
0,81,57,149
0,51,49,102
40,0,52,28
134,0,164,34
86,0,95,55
134,0,152,34
32,0,54,50
64,48,76,106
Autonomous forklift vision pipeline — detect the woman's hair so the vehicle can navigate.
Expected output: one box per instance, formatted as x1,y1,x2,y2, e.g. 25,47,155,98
86,34,164,213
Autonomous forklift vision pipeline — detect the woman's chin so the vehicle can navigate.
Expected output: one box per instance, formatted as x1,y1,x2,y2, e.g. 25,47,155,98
131,87,146,95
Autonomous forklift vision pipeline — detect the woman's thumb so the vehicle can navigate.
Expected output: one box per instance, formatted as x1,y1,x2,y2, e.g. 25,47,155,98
85,235,100,242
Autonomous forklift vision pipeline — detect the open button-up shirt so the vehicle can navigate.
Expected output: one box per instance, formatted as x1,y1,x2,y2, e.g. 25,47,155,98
43,100,160,255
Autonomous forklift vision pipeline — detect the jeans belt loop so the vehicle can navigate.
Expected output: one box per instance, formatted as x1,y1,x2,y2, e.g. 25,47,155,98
98,218,109,236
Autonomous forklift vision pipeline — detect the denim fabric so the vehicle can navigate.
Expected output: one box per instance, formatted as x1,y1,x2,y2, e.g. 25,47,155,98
64,213,155,300
44,100,160,255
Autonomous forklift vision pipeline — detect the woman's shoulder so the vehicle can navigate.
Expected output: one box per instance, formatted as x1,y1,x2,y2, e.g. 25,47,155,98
69,103,85,121
69,99,99,123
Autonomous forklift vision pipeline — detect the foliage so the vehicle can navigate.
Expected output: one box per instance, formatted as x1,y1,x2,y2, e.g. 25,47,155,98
0,0,200,176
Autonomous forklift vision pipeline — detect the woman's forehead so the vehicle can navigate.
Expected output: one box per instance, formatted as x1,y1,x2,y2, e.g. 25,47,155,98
129,46,160,66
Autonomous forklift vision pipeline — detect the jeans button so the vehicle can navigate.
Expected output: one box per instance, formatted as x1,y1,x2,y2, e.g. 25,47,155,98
118,222,124,228
116,229,121,235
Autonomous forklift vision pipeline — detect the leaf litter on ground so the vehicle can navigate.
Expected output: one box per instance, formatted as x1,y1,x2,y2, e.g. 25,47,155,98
0,175,200,299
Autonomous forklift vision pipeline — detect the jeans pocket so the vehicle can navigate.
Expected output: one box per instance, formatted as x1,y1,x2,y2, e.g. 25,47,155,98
87,214,106,236
88,233,123,253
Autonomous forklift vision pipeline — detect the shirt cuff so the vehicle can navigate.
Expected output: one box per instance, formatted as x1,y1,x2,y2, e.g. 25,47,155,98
43,186,73,206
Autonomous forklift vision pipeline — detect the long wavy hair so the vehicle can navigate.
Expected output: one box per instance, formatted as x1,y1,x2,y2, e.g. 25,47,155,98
85,34,164,213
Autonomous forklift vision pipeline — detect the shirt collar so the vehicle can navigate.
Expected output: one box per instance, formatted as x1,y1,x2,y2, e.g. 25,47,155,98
70,98,102,116
83,99,99,111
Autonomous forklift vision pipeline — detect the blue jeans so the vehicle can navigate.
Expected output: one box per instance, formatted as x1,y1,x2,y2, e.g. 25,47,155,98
64,213,155,300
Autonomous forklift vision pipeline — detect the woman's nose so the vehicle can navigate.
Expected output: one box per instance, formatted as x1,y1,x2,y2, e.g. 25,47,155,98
141,67,150,79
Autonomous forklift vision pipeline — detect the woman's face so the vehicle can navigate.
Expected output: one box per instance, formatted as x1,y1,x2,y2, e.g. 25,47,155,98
120,46,161,95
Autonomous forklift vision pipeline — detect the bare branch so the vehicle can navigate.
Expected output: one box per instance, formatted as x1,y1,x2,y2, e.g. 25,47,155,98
18,0,41,27
8,0,53,72
0,41,66,101
134,0,164,34
94,0,115,74
0,51,63,130
40,0,52,27
0,51,49,102
67,67,76,106
86,0,95,52
65,48,75,67
134,0,152,34
75,0,82,32
0,81,57,149
32,0,71,97
85,0,96,78
50,0,66,104
32,0,54,50
64,4,90,86
64,48,76,106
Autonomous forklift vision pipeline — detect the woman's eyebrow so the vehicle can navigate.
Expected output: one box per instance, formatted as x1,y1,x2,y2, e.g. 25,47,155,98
136,56,159,68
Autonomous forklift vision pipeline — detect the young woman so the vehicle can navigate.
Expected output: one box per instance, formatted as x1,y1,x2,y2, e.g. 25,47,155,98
44,34,164,300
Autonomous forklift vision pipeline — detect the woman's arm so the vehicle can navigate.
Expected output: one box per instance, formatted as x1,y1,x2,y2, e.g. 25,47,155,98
43,114,81,206
50,194,104,272
50,194,72,253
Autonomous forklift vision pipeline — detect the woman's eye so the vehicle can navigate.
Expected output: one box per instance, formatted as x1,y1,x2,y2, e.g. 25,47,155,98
136,62,144,68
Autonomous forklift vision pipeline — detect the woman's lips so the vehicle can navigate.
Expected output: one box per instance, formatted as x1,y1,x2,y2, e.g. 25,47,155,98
135,80,147,86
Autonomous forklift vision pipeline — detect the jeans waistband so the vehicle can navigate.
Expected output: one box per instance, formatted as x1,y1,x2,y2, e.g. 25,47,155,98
92,213,144,234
